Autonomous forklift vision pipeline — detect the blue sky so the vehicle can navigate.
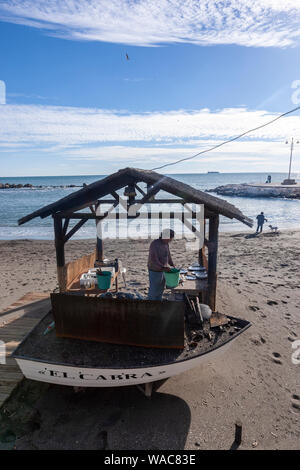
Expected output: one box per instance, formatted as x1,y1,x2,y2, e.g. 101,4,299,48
1,0,300,176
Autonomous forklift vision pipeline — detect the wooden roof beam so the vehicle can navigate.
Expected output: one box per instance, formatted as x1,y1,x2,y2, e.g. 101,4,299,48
18,167,253,227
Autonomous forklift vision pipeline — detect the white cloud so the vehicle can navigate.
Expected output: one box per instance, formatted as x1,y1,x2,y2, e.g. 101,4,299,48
63,141,291,161
0,1,300,48
0,104,299,146
0,103,300,171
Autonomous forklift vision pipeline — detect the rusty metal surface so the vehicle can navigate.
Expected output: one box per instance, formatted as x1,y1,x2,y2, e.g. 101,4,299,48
51,293,184,349
210,312,229,328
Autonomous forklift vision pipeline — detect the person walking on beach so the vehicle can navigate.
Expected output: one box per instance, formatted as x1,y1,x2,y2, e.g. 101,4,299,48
256,212,267,233
148,229,175,301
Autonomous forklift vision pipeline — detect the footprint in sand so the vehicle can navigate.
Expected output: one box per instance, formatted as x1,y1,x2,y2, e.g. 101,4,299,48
267,300,278,306
271,352,282,364
287,331,298,342
250,335,266,345
291,395,300,412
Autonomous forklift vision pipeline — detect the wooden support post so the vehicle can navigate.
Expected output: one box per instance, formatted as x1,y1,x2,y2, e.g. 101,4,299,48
198,218,206,267
110,190,119,201
96,236,103,262
206,214,219,311
230,419,243,450
54,216,65,267
199,245,208,270
234,420,243,446
54,216,65,292
95,203,103,262
134,183,146,197
159,210,162,235
62,218,70,238
147,204,152,241
140,184,160,203
136,382,153,398
54,211,197,221
64,218,87,243
195,296,203,323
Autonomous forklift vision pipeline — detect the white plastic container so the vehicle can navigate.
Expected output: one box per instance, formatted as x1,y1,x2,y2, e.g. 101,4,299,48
88,268,97,275
80,273,96,288
80,273,88,286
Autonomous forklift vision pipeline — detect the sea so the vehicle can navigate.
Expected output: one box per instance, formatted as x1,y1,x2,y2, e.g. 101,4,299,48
0,172,299,240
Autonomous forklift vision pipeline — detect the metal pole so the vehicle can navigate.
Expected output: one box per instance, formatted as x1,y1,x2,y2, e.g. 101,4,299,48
288,137,294,180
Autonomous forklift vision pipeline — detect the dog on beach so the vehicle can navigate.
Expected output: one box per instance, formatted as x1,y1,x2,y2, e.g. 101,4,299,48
269,225,278,233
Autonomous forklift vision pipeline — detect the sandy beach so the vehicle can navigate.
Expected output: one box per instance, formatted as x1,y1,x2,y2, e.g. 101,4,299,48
0,230,299,450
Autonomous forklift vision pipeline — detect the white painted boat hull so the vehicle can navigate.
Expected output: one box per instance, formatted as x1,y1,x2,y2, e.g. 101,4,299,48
15,339,234,388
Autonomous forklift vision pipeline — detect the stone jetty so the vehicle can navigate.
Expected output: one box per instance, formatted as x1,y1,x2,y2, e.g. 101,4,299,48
206,182,300,199
0,183,33,189
0,183,81,189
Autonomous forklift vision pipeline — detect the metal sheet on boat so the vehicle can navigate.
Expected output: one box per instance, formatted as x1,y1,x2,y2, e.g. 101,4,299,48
50,293,185,349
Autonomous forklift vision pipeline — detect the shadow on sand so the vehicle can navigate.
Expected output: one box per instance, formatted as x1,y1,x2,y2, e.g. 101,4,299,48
244,231,280,239
1,378,191,450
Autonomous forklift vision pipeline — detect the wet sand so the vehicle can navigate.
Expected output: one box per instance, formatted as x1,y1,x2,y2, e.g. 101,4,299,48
0,230,299,449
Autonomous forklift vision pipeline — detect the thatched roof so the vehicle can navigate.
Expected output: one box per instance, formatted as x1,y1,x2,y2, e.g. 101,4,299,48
18,168,253,227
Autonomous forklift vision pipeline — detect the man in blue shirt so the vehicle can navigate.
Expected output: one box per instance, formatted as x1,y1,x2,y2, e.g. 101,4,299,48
256,212,267,233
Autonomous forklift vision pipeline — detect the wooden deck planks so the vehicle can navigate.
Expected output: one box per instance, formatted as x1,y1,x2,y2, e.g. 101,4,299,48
0,292,50,407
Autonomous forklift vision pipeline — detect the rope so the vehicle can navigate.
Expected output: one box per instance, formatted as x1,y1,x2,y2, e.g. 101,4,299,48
151,105,300,171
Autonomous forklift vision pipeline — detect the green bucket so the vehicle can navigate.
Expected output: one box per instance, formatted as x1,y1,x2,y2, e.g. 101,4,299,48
164,268,180,288
97,271,112,290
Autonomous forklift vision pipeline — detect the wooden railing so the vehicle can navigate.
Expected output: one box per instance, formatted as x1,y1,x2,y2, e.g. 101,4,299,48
57,250,96,292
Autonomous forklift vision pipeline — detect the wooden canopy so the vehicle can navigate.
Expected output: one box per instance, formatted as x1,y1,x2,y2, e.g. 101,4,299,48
18,168,253,310
18,167,253,227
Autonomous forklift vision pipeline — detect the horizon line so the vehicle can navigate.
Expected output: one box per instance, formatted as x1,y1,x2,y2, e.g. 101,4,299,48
2,171,300,178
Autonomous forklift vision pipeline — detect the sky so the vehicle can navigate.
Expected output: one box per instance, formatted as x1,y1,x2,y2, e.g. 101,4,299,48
1,0,300,176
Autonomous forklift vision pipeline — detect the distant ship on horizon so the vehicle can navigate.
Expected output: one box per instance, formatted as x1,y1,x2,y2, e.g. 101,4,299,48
207,171,220,174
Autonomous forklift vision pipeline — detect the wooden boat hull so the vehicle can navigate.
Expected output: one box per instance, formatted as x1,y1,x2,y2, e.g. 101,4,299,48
13,318,250,388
